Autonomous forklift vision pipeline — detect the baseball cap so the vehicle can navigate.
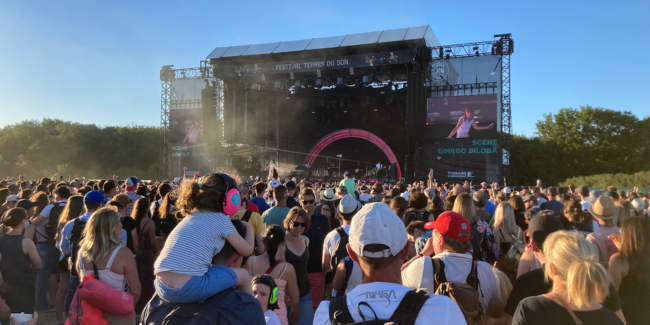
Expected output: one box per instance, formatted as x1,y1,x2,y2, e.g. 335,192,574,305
17,199,39,210
528,211,564,252
360,185,368,192
84,190,107,205
285,181,296,190
576,185,589,197
338,194,362,215
173,177,181,183
523,194,537,203
194,173,200,178
6,195,20,202
344,170,352,177
424,211,471,242
125,177,138,191
349,203,407,258
502,187,512,194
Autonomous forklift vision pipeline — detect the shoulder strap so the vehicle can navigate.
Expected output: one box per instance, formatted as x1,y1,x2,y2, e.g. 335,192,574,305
466,260,480,290
343,258,353,294
105,246,121,270
328,294,354,325
553,294,584,325
242,210,253,223
388,290,429,325
265,259,283,274
336,227,348,240
432,258,447,290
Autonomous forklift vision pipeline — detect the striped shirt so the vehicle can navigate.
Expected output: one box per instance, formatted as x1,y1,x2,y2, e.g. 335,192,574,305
125,191,143,217
154,211,236,277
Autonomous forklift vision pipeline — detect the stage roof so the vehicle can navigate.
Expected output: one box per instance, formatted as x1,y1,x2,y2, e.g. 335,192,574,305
207,26,439,59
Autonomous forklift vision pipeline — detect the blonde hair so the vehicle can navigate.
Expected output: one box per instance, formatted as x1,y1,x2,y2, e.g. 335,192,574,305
544,231,610,308
453,193,477,224
494,202,519,237
79,207,122,264
492,267,512,303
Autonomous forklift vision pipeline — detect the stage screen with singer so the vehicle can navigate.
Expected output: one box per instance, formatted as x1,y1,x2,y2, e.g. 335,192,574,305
426,94,498,139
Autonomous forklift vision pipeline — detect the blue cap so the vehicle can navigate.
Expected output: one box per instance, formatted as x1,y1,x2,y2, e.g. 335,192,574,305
84,190,107,205
126,177,138,190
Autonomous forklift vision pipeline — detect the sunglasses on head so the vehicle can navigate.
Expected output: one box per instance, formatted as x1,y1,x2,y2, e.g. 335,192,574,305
301,199,315,205
292,221,308,228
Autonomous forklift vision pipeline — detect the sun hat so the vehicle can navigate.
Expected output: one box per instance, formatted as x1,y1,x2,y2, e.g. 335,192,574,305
349,203,407,258
320,188,336,202
631,198,645,212
589,196,619,221
424,211,471,242
338,194,362,215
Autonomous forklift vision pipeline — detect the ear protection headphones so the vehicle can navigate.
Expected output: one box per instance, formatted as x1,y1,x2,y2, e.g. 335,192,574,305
199,173,241,216
253,275,278,305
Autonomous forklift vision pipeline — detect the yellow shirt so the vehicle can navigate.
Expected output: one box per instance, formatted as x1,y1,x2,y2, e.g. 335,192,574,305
232,209,266,268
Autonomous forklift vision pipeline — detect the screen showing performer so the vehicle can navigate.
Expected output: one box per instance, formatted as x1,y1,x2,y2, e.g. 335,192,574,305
426,94,498,139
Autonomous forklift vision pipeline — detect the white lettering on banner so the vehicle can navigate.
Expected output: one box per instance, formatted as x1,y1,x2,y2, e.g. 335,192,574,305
337,59,349,66
448,171,476,178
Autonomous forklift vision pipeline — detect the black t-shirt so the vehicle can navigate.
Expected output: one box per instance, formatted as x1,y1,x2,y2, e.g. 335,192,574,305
121,217,138,254
286,196,300,209
512,296,624,325
304,212,330,273
505,268,623,316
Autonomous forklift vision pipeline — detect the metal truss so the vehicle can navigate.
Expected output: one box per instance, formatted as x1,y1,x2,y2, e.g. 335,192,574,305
431,40,497,60
497,34,514,184
171,99,202,109
160,66,173,179
172,60,214,79
431,82,498,96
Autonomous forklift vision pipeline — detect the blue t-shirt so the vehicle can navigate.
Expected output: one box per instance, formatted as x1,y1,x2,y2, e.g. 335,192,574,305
484,201,497,215
249,197,271,215
262,207,291,231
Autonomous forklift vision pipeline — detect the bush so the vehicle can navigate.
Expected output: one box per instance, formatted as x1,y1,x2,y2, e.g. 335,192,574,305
561,170,650,188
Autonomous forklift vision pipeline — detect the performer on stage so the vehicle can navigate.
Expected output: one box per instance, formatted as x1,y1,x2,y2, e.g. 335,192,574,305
447,108,494,139
376,161,383,180
266,159,278,179
182,119,203,143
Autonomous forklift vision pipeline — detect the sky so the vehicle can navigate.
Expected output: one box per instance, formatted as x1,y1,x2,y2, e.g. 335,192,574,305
1,0,648,137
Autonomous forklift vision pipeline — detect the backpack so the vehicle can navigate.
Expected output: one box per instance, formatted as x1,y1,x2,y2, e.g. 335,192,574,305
338,257,354,296
432,258,485,325
45,202,66,244
69,218,88,277
500,229,525,272
328,289,428,325
157,288,237,325
151,200,162,236
330,227,349,279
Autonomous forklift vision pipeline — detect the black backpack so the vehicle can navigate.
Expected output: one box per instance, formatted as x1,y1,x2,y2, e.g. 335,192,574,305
158,288,237,325
328,289,428,325
45,202,66,244
151,200,162,236
330,227,349,279
68,218,88,277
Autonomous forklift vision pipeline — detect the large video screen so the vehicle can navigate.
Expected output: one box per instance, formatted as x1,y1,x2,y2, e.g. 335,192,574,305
426,94,498,139
169,79,212,144
426,138,500,183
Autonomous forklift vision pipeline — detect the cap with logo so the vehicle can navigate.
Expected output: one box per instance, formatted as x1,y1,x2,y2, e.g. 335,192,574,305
84,190,107,205
125,177,138,191
424,211,471,242
338,194,362,215
349,203,407,258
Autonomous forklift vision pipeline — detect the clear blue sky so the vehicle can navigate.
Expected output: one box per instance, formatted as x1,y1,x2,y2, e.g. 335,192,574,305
1,0,648,136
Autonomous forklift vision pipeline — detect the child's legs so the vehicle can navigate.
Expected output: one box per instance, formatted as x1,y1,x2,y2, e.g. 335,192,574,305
154,265,237,303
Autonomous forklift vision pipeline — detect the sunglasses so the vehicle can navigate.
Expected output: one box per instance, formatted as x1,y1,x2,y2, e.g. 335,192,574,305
301,200,315,205
292,221,308,228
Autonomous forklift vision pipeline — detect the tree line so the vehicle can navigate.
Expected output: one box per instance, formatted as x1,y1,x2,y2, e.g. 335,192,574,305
0,106,648,186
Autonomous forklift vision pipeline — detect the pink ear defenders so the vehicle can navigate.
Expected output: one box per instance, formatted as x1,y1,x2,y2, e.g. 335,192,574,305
213,173,241,216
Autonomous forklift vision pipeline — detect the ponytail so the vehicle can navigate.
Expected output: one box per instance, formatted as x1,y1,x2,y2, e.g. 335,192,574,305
544,231,612,308
263,225,285,266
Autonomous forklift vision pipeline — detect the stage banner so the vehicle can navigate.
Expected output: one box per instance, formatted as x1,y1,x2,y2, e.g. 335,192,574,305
426,94,498,139
426,138,500,183
217,50,412,76
170,144,213,177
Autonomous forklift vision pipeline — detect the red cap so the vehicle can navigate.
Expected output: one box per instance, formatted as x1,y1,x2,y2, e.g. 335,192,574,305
194,173,200,178
424,211,471,242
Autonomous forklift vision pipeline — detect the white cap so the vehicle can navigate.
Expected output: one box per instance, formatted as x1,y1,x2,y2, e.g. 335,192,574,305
632,198,645,212
502,187,512,194
173,177,181,183
349,202,407,258
6,195,19,202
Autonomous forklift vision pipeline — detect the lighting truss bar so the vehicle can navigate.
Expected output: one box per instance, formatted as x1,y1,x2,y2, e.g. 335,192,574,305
431,82,498,96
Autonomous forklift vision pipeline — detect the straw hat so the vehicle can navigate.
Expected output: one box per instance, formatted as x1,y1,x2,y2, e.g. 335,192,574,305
589,196,619,221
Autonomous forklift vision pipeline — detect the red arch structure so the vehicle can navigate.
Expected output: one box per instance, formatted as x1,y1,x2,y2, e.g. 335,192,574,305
304,129,402,180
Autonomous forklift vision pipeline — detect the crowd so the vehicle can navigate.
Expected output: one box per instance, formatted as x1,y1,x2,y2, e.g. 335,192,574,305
0,169,649,325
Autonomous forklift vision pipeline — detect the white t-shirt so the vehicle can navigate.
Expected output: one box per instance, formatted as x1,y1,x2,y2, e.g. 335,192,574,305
36,200,67,242
314,282,465,324
581,200,591,211
323,225,351,256
401,252,501,313
537,197,547,206
401,191,411,201
264,310,281,325
359,193,371,202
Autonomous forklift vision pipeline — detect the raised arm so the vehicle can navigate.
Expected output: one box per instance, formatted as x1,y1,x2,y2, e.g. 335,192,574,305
447,118,463,138
472,121,495,131
182,125,194,143
226,221,255,256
